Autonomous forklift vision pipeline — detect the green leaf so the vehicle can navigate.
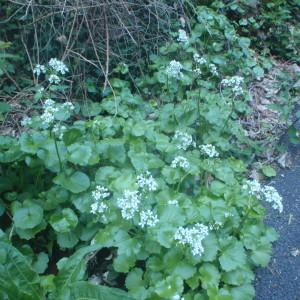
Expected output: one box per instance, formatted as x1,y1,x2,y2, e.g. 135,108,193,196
13,201,43,229
68,281,133,300
54,171,90,193
0,102,11,113
63,129,82,146
33,252,49,274
67,143,92,166
57,232,79,248
199,263,220,289
125,268,148,300
222,267,254,286
261,165,276,177
54,245,103,296
154,275,183,299
50,208,78,233
219,241,247,272
0,242,43,300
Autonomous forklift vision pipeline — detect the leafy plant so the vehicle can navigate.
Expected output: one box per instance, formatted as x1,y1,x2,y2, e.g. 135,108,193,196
0,4,289,300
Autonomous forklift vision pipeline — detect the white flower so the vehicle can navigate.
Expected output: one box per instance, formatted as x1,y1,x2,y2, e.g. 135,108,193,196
263,186,283,213
173,130,195,150
177,29,188,44
209,63,218,76
92,186,110,201
171,156,190,170
52,124,67,139
199,144,219,158
168,199,179,206
33,64,46,76
40,99,58,127
37,87,45,94
21,116,32,127
137,171,158,192
91,201,108,214
242,180,262,199
90,186,110,215
221,76,244,96
193,53,207,65
166,60,183,79
174,223,209,256
48,58,69,75
243,180,283,213
62,101,75,111
139,209,159,228
117,190,141,220
48,74,61,84
194,68,202,76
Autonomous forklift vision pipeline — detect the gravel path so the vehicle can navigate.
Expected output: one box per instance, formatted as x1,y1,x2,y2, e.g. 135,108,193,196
255,142,300,300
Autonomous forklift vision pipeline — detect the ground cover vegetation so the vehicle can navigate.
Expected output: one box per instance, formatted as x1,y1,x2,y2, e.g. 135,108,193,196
0,1,299,299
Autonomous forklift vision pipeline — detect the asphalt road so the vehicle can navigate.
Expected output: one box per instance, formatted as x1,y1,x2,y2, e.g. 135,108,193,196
255,142,300,300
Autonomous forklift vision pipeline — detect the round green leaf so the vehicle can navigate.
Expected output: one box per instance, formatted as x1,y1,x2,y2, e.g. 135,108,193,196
13,202,43,229
50,208,78,233
54,171,90,193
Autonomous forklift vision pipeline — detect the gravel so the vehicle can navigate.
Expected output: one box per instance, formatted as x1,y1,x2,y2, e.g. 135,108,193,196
255,141,300,300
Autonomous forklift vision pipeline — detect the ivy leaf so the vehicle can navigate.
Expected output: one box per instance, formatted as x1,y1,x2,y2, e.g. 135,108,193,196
219,241,247,272
54,171,90,193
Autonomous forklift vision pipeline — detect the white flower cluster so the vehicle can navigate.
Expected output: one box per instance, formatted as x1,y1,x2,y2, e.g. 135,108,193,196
117,190,141,220
52,124,67,139
221,76,244,96
62,101,75,111
166,60,183,79
209,63,218,76
21,116,32,127
173,130,195,150
48,74,61,84
168,199,179,206
41,99,58,127
177,29,189,44
242,180,262,199
137,171,158,192
199,144,219,158
90,186,110,215
33,58,68,84
263,185,283,213
171,156,190,170
243,180,283,213
193,53,207,65
49,58,69,75
33,64,46,77
40,99,74,127
139,209,159,228
92,185,110,201
174,223,209,256
91,201,108,215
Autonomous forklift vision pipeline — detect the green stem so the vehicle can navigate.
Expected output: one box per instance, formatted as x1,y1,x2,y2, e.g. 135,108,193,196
52,131,63,172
